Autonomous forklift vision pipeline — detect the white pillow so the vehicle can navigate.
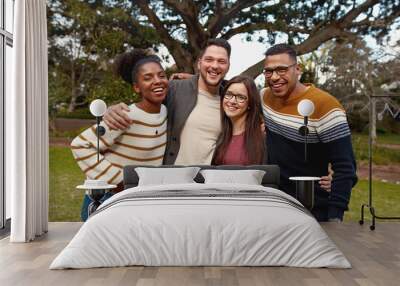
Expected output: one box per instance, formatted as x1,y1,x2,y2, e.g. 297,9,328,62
200,169,266,185
135,167,201,186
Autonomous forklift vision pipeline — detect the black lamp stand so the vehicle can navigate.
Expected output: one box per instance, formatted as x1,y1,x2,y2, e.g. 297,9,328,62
86,117,108,217
298,116,309,162
359,95,400,230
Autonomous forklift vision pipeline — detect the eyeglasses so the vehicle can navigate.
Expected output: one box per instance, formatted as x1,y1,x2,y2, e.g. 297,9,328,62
224,92,248,103
262,63,297,78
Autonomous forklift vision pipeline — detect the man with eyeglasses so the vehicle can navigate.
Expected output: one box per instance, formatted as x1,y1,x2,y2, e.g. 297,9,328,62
261,44,357,222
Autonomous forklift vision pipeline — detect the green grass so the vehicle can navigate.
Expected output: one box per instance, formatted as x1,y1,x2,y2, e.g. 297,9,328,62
50,145,400,222
344,180,400,222
352,133,400,165
352,132,400,146
49,146,85,221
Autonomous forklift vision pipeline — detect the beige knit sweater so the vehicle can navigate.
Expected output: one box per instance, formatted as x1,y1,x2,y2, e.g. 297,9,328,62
71,104,167,184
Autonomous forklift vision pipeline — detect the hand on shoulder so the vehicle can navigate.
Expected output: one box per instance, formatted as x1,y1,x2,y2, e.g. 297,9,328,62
103,102,132,130
169,72,193,80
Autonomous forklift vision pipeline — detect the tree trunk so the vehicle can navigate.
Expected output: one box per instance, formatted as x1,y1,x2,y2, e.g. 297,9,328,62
68,63,77,113
371,97,377,145
241,60,264,79
68,95,78,113
174,53,197,73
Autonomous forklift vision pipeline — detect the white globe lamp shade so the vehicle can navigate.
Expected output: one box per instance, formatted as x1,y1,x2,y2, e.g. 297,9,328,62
89,99,107,117
297,99,315,117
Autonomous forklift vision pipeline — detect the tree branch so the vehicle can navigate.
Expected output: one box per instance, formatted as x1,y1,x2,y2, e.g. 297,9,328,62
207,0,266,36
352,7,400,29
241,0,396,78
133,0,192,71
241,22,355,78
163,0,208,54
340,0,380,26
215,0,223,16
220,22,310,40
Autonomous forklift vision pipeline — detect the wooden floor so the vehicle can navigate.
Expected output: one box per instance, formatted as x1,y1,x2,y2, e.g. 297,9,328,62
0,222,399,286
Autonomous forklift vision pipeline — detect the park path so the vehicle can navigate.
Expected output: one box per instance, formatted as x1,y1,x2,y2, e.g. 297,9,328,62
357,162,400,184
50,137,71,146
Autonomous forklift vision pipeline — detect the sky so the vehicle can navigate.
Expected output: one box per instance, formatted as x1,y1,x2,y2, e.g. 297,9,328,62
157,33,269,86
158,26,399,86
158,33,268,79
226,34,267,79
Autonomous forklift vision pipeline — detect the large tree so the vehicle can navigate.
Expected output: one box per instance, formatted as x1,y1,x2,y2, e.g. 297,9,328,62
131,0,399,76
48,0,160,112
48,0,400,112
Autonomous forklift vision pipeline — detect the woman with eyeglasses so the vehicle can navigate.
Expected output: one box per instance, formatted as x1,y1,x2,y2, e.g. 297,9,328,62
212,75,265,165
211,75,332,192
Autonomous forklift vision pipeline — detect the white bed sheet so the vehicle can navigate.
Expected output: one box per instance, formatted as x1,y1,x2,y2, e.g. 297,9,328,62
50,183,350,269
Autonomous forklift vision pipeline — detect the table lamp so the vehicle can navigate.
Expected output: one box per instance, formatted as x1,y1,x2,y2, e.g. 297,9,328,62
289,99,319,210
297,99,315,162
89,99,107,162
77,99,116,218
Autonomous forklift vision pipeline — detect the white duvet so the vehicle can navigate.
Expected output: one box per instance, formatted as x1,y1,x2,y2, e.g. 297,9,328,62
50,183,351,269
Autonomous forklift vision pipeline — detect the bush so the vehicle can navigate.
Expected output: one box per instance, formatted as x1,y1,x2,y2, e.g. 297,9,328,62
56,108,93,119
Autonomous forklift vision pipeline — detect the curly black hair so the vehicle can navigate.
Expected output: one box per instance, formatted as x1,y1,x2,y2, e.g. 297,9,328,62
113,49,162,85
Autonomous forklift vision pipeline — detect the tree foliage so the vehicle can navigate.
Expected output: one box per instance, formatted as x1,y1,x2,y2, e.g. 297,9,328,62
320,38,400,133
48,0,160,112
48,0,400,114
130,0,399,76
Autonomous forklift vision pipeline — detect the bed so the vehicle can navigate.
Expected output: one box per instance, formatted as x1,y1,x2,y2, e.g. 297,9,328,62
50,165,350,269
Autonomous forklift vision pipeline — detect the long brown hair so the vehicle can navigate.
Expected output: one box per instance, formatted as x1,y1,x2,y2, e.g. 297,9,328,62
212,75,265,165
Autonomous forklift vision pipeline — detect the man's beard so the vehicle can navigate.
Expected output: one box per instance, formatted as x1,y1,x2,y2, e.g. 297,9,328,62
200,69,223,87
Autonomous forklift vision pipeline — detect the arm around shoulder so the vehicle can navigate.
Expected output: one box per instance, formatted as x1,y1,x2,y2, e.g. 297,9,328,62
70,122,125,184
325,135,358,220
103,102,132,130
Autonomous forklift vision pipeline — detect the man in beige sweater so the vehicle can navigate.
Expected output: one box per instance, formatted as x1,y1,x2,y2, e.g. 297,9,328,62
103,39,231,165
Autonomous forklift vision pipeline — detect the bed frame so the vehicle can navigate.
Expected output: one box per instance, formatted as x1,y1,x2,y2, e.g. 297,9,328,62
123,165,280,189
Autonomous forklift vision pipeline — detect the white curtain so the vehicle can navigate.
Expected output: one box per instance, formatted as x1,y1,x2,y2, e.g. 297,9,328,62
8,0,49,242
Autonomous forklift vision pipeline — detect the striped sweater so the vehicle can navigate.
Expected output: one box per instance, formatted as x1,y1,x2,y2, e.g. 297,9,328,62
71,104,167,185
262,85,357,219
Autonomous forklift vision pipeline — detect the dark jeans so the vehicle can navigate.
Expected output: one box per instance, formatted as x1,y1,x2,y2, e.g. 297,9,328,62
81,192,114,222
311,206,329,222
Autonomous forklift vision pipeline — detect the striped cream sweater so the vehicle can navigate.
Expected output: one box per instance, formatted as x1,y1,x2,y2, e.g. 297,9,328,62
71,104,167,185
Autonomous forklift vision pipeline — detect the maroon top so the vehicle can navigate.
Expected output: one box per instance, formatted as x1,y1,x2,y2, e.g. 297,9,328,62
221,133,250,165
